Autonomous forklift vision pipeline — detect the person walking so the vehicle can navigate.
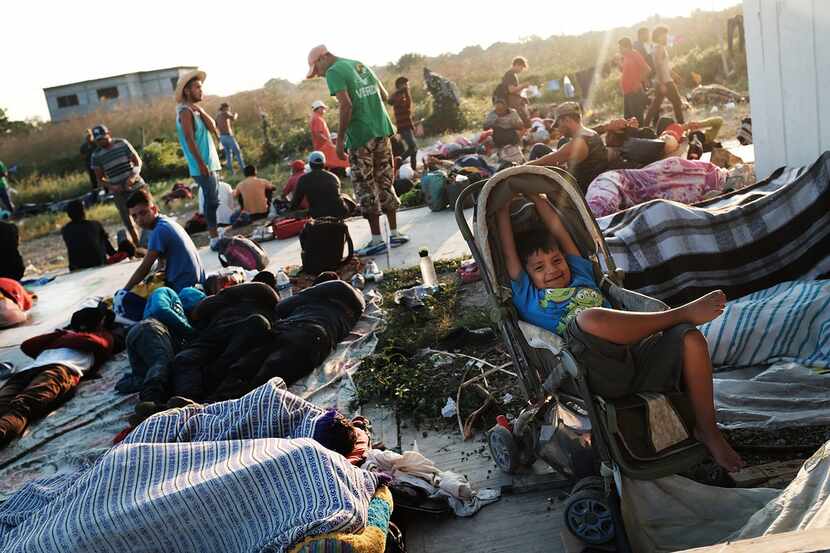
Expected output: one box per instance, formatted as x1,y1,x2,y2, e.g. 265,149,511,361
645,26,685,126
308,100,350,173
388,77,418,172
0,159,12,215
174,69,222,248
306,45,409,256
90,125,144,245
618,37,652,125
496,56,531,128
215,103,245,174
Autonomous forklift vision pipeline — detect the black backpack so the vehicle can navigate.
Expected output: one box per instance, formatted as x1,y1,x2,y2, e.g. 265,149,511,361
299,217,354,276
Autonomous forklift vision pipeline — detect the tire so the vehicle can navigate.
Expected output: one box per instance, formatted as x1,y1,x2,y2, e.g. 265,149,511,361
564,487,616,545
571,475,604,495
488,424,520,474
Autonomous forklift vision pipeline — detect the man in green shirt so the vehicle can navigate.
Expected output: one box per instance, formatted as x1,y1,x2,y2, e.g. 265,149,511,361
0,160,13,214
306,45,409,257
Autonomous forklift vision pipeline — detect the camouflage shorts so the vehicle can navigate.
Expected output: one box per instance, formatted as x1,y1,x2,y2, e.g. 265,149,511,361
348,137,401,216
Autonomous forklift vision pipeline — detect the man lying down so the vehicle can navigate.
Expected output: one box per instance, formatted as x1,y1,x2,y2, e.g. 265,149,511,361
123,272,365,423
0,380,382,553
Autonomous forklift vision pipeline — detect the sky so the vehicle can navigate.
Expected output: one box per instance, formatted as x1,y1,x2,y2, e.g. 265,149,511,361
3,0,739,121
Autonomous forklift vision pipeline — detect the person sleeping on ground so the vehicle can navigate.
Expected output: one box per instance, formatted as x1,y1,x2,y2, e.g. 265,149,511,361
0,382,383,553
496,190,744,472
129,275,365,419
0,304,122,448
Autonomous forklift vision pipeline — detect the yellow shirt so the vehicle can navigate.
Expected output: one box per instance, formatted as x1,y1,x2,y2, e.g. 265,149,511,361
233,177,273,215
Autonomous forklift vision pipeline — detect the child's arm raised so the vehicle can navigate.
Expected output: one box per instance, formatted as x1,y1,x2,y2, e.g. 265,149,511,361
527,193,580,256
497,201,523,281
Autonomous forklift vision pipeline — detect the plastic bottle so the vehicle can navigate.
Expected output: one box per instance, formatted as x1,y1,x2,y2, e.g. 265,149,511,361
275,269,293,299
364,261,384,283
419,248,438,289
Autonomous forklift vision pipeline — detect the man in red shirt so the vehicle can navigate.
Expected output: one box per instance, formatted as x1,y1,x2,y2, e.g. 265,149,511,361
618,37,652,126
388,77,417,172
281,160,310,209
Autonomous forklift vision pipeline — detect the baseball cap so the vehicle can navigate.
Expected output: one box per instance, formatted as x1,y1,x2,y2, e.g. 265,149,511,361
555,101,582,123
308,151,326,166
311,100,327,111
92,125,110,140
291,160,306,172
306,45,330,79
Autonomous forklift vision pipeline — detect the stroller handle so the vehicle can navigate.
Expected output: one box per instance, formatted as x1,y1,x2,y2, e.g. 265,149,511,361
454,179,486,244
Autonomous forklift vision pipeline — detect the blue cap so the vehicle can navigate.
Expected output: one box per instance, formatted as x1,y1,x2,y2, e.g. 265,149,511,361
92,125,109,140
308,151,326,166
179,287,206,314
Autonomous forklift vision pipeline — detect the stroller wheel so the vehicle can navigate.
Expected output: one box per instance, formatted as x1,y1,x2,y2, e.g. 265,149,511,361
488,425,520,474
571,475,604,495
564,488,616,545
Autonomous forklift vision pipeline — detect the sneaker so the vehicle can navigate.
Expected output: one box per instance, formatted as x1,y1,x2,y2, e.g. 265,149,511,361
389,233,410,248
209,237,222,252
355,241,387,257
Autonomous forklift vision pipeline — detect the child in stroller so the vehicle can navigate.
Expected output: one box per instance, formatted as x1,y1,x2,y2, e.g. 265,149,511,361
496,190,744,473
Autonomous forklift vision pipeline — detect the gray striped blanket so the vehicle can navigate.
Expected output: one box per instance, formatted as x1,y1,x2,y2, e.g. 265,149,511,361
597,152,830,305
0,380,380,553
701,280,830,372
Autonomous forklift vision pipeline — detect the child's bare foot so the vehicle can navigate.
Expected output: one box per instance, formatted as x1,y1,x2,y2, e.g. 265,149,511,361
680,290,726,325
695,427,745,473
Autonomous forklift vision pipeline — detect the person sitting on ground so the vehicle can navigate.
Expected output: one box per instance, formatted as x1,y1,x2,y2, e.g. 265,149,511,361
0,305,121,447
122,188,205,294
290,151,357,219
233,164,274,220
199,179,236,226
61,200,117,271
496,190,744,472
0,220,24,281
527,102,609,193
281,160,310,210
483,97,525,164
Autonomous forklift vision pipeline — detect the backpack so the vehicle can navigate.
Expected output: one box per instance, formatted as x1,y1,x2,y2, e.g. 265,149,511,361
299,217,354,276
421,171,448,212
217,236,269,271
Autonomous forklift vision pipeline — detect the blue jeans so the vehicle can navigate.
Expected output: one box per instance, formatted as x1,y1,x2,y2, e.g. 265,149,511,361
194,172,220,229
219,135,245,173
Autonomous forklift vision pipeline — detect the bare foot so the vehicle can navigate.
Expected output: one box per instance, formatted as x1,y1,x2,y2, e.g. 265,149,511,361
680,290,727,325
695,427,745,473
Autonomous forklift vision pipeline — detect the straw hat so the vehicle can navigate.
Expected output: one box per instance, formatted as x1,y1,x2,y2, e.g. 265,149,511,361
175,69,207,103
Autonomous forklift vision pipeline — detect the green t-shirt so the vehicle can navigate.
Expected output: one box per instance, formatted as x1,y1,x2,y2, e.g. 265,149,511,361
0,161,7,190
325,58,395,151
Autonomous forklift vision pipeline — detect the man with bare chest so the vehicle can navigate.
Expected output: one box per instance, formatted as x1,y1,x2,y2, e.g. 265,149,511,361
216,102,245,174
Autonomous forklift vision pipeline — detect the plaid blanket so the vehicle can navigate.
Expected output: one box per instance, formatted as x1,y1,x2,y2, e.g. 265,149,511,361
0,380,380,553
597,152,830,305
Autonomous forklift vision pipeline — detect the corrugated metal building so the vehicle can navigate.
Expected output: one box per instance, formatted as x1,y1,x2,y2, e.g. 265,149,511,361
43,66,197,122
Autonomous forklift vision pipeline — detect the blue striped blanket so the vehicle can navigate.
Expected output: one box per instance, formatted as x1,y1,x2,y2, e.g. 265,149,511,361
0,380,381,553
701,280,830,372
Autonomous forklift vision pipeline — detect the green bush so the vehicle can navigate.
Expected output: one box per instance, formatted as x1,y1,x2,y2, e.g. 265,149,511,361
399,185,424,207
141,140,188,181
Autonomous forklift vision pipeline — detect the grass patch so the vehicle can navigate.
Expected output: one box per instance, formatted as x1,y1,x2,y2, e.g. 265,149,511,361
353,258,511,425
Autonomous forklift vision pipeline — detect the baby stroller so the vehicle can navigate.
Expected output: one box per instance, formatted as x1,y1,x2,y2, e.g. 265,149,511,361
454,166,709,548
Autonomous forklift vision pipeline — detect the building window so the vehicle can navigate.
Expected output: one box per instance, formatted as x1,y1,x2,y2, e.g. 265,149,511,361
97,86,120,101
170,77,179,91
56,94,80,108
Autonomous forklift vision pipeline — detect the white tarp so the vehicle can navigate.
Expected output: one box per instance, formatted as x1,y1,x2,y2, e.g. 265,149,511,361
622,441,830,552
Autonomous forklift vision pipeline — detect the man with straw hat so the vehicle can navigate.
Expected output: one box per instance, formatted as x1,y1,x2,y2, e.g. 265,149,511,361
175,69,222,249
305,45,409,257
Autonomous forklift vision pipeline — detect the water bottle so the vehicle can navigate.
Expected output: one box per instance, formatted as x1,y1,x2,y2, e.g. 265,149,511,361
419,248,438,289
351,273,366,290
364,261,384,283
276,269,293,300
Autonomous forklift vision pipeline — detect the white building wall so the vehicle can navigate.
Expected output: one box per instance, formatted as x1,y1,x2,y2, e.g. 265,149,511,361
743,0,830,178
